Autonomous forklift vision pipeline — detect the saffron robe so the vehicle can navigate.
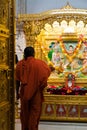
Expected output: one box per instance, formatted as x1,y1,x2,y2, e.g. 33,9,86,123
16,57,51,130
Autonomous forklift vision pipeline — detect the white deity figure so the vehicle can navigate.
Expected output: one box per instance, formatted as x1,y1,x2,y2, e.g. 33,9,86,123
15,30,26,61
52,49,61,67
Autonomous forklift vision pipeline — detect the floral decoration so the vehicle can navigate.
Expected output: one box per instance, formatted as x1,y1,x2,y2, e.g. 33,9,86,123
47,84,87,95
47,73,87,95
58,34,84,62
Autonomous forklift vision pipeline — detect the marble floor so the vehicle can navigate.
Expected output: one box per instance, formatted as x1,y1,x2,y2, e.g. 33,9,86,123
15,119,87,130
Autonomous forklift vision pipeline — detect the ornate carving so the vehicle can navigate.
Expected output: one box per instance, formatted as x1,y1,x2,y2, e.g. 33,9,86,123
0,102,10,130
0,40,8,65
0,0,9,26
18,3,87,48
0,0,15,129
0,69,8,103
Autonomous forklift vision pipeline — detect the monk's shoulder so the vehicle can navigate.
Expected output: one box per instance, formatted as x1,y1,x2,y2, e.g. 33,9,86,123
16,59,24,68
35,59,46,65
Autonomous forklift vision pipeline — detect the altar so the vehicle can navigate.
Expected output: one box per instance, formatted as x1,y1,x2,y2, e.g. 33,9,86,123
18,3,87,122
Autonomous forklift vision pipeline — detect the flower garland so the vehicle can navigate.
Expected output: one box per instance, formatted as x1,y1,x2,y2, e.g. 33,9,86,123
40,34,87,75
58,34,84,62
47,84,87,95
57,34,87,75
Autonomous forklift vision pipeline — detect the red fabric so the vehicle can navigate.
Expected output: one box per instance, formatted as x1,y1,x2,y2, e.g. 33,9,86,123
16,57,51,130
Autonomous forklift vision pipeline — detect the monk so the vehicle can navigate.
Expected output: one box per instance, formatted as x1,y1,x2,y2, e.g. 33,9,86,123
16,46,51,130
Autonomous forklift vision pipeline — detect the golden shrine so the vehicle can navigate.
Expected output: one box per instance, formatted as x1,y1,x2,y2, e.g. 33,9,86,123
18,3,87,122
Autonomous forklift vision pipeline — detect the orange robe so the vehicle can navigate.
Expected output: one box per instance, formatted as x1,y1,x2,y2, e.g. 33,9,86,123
16,57,51,130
